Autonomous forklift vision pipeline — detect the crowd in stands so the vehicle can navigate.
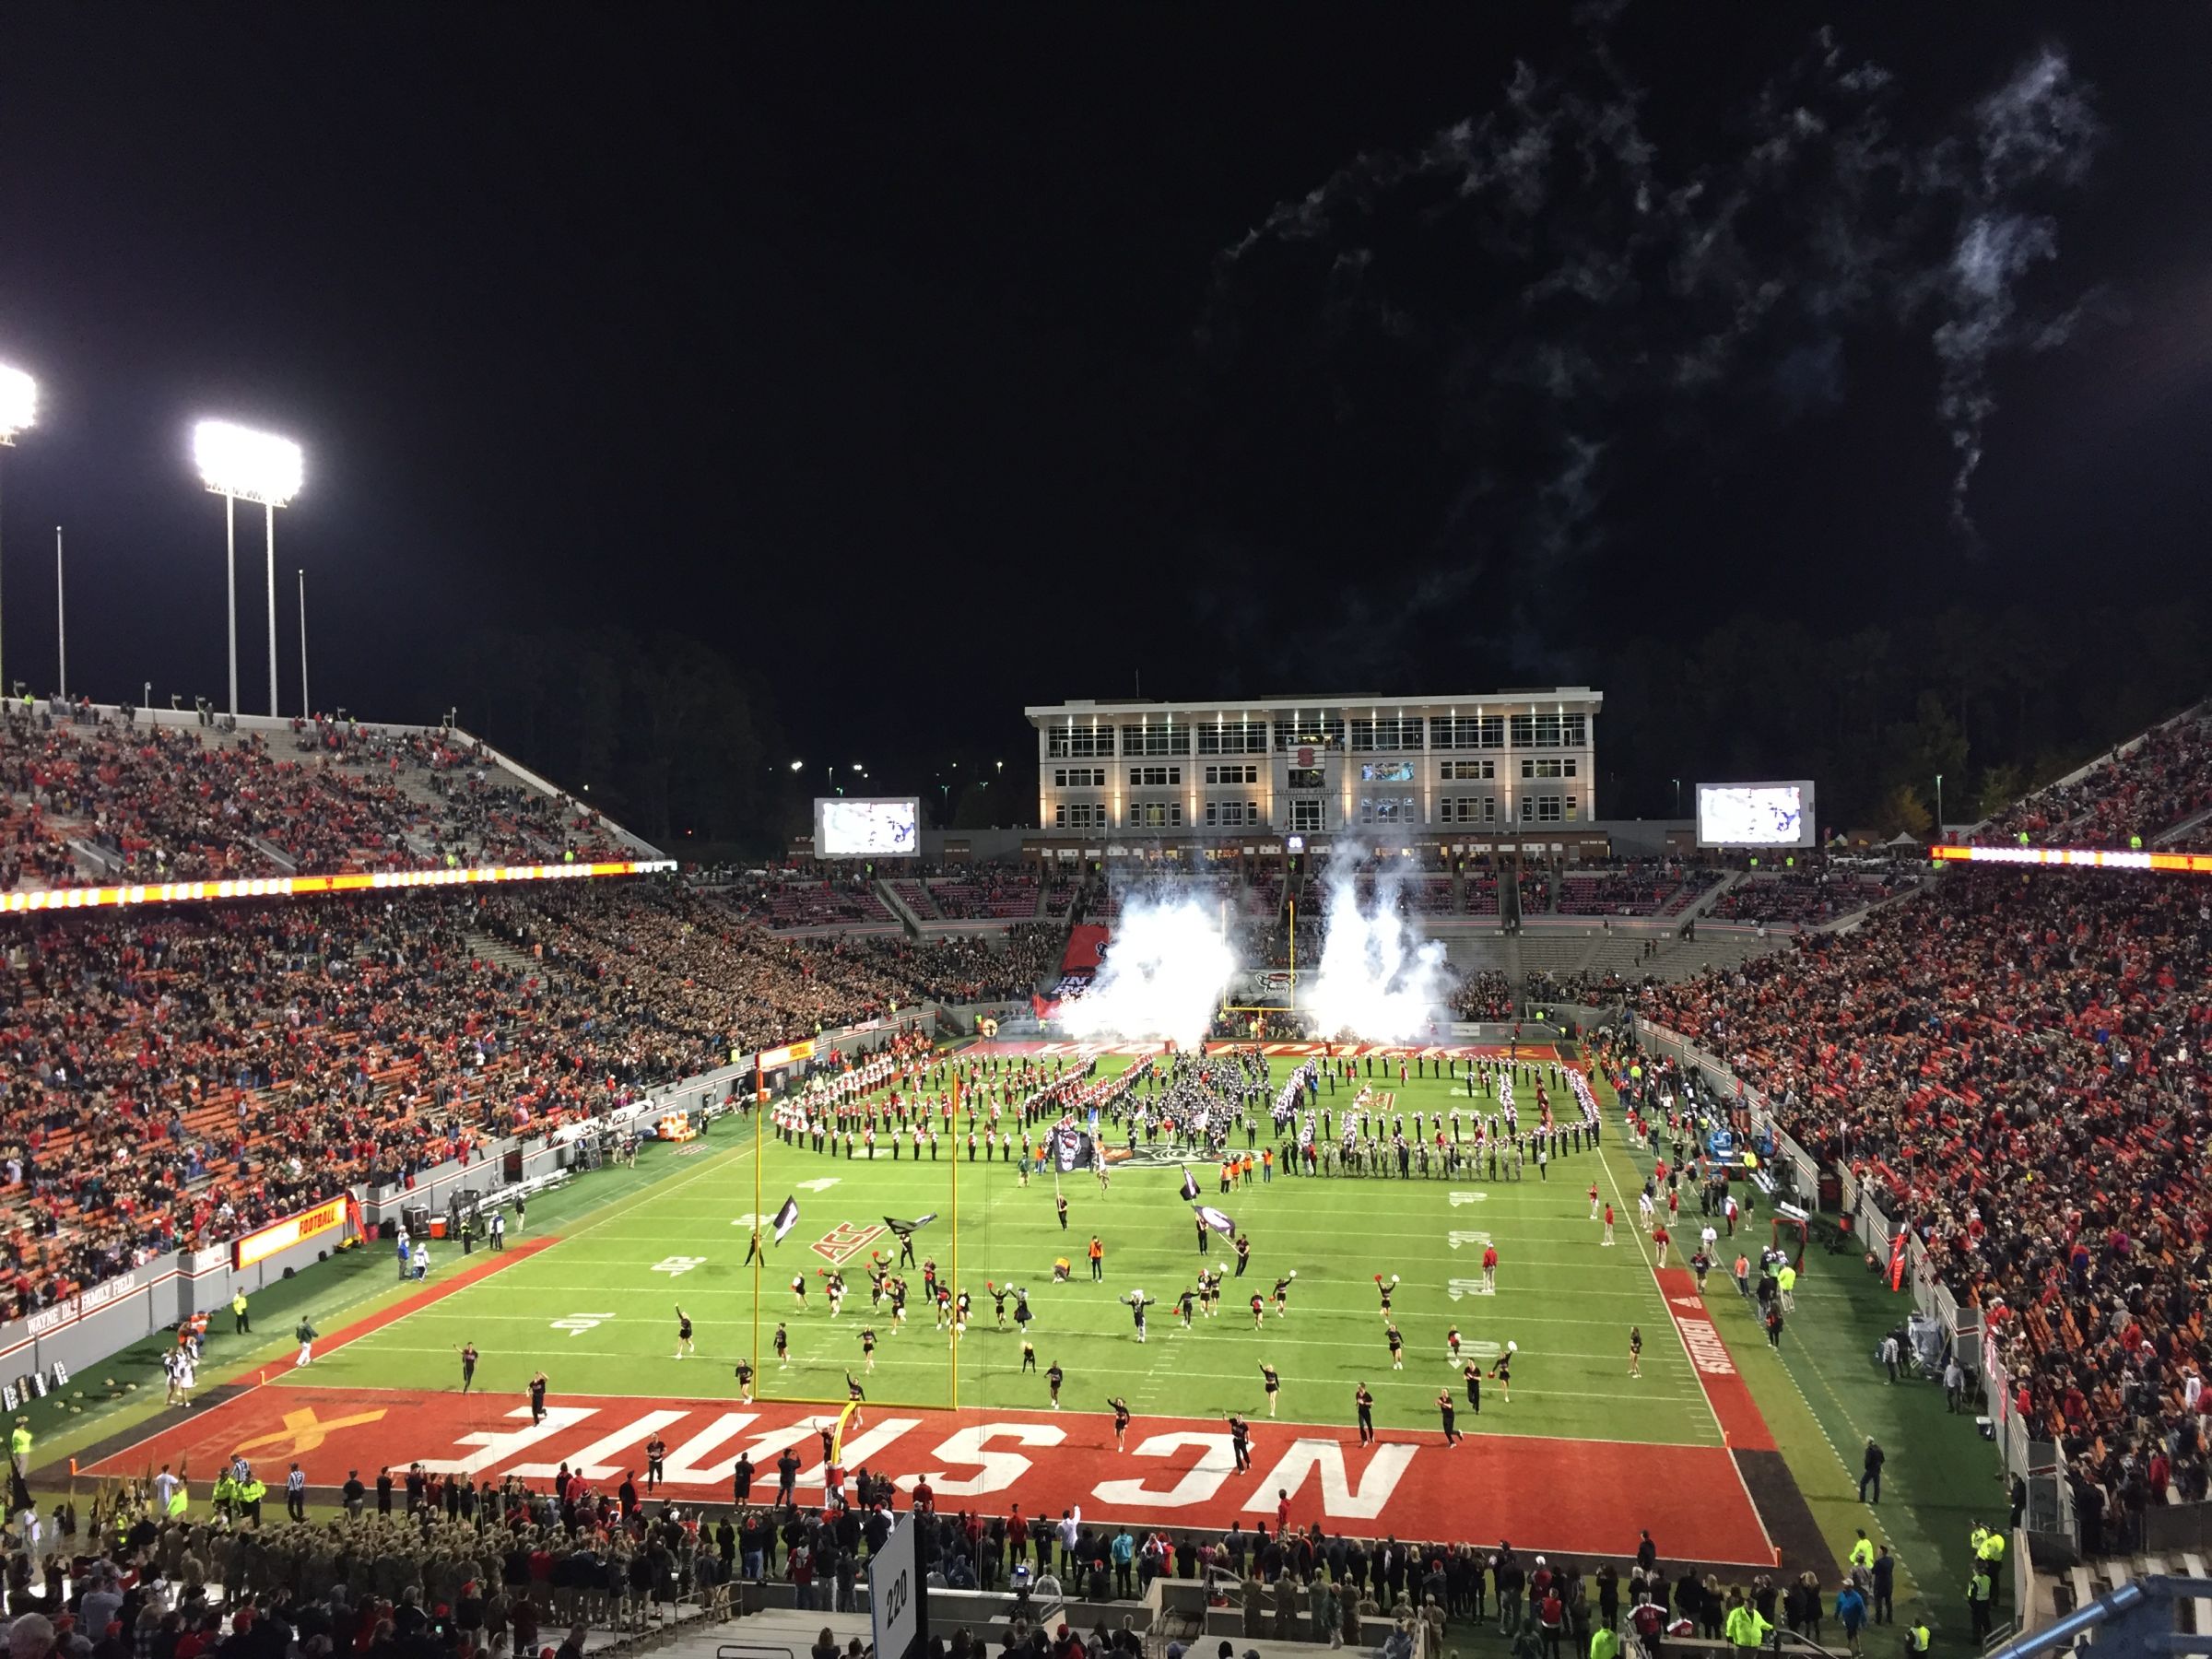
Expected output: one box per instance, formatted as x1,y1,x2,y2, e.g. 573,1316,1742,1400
1447,969,1514,1020
1705,869,1905,928
1977,706,2212,851
1041,870,1081,916
707,876,891,931
0,709,623,894
928,873,1041,921
12,1477,1862,1659
0,879,1027,1319
1629,864,2212,1552
1552,861,1681,918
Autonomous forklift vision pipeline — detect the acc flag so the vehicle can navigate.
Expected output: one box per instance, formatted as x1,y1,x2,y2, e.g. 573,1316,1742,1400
1194,1204,1236,1237
771,1196,801,1244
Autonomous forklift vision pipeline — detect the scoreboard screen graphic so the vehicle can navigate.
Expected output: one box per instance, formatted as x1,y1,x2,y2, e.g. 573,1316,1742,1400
816,796,921,857
1697,781,1816,849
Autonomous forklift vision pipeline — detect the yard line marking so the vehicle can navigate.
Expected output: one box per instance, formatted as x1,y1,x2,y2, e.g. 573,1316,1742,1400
1597,1118,1779,1561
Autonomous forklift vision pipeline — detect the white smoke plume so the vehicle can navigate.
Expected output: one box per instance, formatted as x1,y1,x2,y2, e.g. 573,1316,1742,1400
1059,885,1240,1050
1305,843,1450,1045
1208,18,2106,554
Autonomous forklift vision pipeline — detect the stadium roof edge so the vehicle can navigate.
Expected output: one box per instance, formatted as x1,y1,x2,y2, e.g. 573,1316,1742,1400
1023,688,1601,719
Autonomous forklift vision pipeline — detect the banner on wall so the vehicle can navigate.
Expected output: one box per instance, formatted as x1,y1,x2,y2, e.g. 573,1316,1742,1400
234,1195,350,1270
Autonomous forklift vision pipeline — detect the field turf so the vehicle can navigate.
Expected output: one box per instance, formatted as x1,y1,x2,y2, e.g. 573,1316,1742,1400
312,1051,1712,1444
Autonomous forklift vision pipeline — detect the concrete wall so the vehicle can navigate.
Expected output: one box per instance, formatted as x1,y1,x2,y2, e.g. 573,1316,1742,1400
0,1214,347,1393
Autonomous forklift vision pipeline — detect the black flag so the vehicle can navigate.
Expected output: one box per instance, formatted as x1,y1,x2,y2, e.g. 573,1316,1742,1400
771,1196,800,1244
1178,1167,1200,1203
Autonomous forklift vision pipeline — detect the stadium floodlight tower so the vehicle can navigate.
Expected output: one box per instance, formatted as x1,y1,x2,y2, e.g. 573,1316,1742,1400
194,418,303,719
0,364,37,704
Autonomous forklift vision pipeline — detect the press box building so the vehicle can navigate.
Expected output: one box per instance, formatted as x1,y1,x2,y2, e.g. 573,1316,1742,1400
1023,689,1603,847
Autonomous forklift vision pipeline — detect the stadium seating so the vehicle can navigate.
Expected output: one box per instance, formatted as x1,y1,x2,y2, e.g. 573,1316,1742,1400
1630,862,2212,1547
0,881,1002,1318
1704,868,1905,927
0,705,627,893
929,872,1041,919
1975,703,2212,850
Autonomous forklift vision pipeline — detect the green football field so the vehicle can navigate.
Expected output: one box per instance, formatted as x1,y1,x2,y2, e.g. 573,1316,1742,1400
297,1053,1723,1446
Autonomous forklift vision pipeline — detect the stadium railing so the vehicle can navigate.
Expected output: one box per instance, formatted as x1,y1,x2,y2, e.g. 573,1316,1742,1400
1626,1010,2083,1557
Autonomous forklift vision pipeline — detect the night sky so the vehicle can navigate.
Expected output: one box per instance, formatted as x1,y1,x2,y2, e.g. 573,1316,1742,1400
2,8,2208,818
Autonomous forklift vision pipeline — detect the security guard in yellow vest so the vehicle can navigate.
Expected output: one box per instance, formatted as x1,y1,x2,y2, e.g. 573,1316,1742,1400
1724,1593,1772,1653
1849,1529,1876,1571
1979,1529,2007,1567
8,1418,29,1478
231,1291,250,1334
1968,1522,1990,1559
1907,1617,1933,1653
1969,1563,1996,1641
238,1468,267,1526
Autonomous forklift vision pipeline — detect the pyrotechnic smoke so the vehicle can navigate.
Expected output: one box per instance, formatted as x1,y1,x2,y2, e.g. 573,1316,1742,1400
1060,884,1240,1049
1306,843,1450,1044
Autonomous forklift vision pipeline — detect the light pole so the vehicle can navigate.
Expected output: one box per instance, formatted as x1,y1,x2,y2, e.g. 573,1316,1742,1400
1935,772,1945,834
194,420,303,718
298,568,310,718
53,525,64,699
0,364,39,701
1671,778,1681,818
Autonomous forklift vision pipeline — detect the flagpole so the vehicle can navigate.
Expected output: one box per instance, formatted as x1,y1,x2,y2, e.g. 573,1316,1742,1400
753,1059,764,1392
947,1070,955,1406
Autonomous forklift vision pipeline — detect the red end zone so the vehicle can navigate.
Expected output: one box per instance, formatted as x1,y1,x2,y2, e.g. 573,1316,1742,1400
91,1386,1771,1565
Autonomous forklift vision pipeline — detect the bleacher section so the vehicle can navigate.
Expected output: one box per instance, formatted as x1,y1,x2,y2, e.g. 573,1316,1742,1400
0,701,646,895
929,871,1041,919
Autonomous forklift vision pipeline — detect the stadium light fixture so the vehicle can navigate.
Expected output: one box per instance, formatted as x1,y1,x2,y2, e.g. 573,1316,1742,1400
194,419,304,719
0,365,34,441
0,362,36,714
789,759,805,772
